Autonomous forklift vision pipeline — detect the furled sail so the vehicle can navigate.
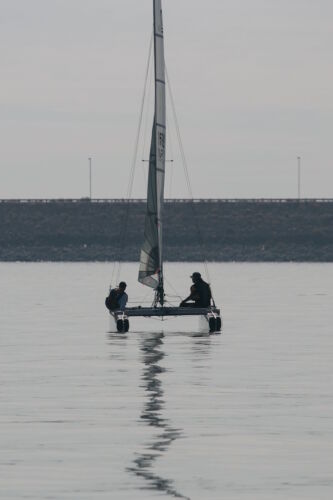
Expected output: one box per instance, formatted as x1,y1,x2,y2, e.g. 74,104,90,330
138,0,166,291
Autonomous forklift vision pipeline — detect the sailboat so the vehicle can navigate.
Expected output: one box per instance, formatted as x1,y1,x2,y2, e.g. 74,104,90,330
110,0,222,334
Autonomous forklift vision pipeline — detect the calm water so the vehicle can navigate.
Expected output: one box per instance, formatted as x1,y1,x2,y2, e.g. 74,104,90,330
1,263,332,500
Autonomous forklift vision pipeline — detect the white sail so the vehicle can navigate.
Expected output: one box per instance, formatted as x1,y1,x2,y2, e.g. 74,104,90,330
138,0,166,292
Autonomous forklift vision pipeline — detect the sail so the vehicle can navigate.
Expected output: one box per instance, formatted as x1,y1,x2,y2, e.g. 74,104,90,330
138,0,166,289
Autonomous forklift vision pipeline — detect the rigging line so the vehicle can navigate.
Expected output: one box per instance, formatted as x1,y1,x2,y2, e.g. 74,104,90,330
127,287,152,308
164,276,182,301
165,85,175,198
141,31,154,180
165,67,214,298
165,111,175,198
111,33,154,286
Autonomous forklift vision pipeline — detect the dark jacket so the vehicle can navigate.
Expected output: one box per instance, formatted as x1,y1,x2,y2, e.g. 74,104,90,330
105,289,127,311
192,279,212,307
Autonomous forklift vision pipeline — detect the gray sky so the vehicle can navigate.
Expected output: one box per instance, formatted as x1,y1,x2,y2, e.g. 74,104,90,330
1,0,332,199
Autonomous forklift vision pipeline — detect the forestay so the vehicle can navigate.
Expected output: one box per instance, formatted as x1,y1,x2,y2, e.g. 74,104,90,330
138,0,166,291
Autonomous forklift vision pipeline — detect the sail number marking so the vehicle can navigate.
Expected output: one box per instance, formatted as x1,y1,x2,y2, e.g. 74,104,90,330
158,131,165,161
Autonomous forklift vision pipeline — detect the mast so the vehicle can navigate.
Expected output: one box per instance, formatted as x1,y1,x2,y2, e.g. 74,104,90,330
138,0,166,306
153,0,166,305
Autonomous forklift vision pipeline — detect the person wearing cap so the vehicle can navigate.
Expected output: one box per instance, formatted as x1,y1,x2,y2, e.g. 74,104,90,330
180,272,212,308
105,281,128,311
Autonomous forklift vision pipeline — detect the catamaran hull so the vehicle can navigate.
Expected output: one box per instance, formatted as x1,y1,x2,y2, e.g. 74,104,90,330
199,312,222,334
109,307,222,334
109,312,130,333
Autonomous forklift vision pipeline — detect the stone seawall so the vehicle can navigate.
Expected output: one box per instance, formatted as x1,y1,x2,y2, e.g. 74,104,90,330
1,199,333,261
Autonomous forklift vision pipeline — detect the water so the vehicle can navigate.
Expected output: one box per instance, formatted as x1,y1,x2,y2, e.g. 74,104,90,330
1,263,332,500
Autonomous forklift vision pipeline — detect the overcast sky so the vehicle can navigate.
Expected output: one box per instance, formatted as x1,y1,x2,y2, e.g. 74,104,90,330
1,0,332,199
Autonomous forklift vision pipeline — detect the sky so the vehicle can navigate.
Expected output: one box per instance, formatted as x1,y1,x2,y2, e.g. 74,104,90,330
1,0,332,199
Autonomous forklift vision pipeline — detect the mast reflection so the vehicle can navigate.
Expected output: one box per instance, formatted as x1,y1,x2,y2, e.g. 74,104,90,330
128,332,190,499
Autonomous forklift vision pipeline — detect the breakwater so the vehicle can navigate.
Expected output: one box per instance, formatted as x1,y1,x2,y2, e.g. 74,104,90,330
1,199,333,261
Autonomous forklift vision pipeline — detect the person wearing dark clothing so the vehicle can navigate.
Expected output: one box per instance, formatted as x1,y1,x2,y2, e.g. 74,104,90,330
105,281,128,311
180,272,212,308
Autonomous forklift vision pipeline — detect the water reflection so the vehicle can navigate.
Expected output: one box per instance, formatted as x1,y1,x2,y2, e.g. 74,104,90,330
128,332,190,499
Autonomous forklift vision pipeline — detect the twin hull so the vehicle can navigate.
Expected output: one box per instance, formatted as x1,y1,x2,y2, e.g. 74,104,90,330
109,308,222,334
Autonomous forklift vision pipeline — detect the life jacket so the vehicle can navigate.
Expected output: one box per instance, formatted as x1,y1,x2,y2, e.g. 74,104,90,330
105,288,124,311
194,280,212,307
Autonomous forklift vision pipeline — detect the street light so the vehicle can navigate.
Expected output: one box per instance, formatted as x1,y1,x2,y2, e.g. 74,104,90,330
297,156,301,200
88,157,92,199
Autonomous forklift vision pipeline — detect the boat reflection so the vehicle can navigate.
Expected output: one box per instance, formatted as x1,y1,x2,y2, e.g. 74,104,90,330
128,332,190,499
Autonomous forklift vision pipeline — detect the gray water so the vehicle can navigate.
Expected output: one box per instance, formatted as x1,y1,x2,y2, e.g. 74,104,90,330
1,263,332,500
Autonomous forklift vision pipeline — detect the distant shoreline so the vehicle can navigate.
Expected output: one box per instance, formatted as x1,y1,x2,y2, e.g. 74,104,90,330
1,247,332,262
1,199,333,262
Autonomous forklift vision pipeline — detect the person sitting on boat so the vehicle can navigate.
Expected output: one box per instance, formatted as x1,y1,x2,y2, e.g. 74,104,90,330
105,282,128,311
180,272,212,308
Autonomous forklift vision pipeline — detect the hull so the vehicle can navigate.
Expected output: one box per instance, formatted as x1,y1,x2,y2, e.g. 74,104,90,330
109,307,222,334
109,312,130,333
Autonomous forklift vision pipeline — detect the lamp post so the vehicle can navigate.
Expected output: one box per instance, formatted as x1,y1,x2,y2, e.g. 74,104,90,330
88,157,92,199
297,156,301,200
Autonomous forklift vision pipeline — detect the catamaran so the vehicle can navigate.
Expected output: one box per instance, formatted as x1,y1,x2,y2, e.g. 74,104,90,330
109,0,222,334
